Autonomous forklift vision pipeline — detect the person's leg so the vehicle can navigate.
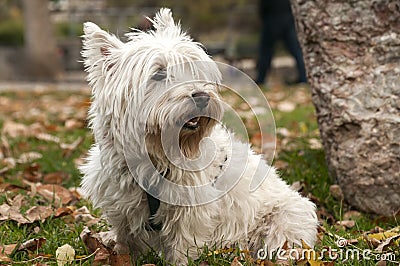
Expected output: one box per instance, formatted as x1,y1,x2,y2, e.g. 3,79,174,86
255,20,276,85
282,17,307,83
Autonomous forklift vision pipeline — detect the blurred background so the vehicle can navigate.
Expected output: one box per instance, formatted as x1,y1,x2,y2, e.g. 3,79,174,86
0,0,296,84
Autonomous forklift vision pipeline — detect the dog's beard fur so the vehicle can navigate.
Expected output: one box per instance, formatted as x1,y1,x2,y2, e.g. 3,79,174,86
144,80,223,162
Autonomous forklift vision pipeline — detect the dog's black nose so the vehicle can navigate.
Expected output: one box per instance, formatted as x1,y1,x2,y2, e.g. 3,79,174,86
192,92,210,109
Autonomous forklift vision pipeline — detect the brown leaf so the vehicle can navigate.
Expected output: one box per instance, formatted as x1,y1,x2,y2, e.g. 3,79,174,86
336,220,356,229
36,133,60,144
18,238,46,252
37,184,73,205
54,206,74,218
290,181,304,192
230,257,243,266
0,203,30,224
17,152,43,164
277,101,296,112
80,227,111,265
73,206,99,225
110,253,132,266
80,227,100,253
43,172,70,184
1,135,11,158
2,121,44,138
25,206,53,223
23,163,42,182
375,233,400,252
8,194,26,210
0,183,25,193
65,119,84,130
61,137,84,158
343,210,362,220
376,260,387,266
2,121,29,138
0,157,16,174
329,185,344,201
1,244,18,256
0,253,12,263
308,138,323,150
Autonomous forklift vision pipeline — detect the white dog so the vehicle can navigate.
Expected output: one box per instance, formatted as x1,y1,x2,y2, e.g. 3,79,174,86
80,8,318,264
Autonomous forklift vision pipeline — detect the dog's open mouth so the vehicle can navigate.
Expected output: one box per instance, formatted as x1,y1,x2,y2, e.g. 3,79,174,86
183,117,201,130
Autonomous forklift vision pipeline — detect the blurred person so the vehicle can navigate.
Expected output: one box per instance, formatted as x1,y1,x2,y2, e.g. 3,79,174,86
255,0,307,85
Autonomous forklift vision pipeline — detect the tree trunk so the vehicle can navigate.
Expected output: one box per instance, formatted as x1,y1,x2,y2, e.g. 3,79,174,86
22,0,63,80
290,0,400,216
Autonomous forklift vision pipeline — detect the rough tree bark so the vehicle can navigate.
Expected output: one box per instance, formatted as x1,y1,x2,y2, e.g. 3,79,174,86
290,0,400,216
22,0,63,80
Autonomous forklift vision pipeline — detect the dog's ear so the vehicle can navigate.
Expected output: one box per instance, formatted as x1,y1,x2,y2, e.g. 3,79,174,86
81,22,123,82
151,8,179,32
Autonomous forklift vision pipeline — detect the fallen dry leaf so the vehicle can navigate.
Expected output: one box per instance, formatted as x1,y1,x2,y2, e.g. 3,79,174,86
80,227,113,265
231,257,243,266
0,157,16,174
61,136,84,158
43,172,70,184
25,206,53,223
308,138,323,150
0,183,25,193
329,184,344,201
290,181,304,192
0,203,30,224
36,132,60,144
2,121,29,138
1,135,11,158
2,121,44,138
336,220,356,229
23,163,42,182
65,119,84,130
73,206,98,225
109,253,132,266
0,253,11,263
17,152,43,164
1,244,17,257
277,101,296,112
374,233,400,252
18,238,46,252
37,184,74,205
367,231,399,241
343,210,362,220
54,206,75,218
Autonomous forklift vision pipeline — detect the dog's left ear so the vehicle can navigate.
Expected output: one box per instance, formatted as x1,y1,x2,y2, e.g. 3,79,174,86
82,22,124,81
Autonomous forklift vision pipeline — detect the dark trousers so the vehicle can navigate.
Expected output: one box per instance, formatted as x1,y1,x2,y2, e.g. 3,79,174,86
255,14,307,84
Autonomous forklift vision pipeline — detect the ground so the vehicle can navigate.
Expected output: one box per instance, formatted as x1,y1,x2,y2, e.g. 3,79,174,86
0,69,399,265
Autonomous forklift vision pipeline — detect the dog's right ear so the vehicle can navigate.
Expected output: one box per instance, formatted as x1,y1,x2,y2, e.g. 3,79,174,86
81,22,124,83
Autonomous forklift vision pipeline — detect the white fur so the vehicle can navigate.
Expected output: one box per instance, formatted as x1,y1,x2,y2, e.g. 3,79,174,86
80,8,318,264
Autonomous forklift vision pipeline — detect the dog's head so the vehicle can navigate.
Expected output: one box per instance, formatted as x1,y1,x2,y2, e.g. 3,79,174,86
82,8,223,161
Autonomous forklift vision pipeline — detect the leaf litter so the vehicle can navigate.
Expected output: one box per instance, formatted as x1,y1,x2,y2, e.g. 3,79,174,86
0,87,399,265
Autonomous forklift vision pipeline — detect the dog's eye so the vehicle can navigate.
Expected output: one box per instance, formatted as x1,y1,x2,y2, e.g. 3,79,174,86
152,68,167,81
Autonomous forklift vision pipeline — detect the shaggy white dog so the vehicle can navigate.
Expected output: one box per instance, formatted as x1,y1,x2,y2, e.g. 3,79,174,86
80,8,318,264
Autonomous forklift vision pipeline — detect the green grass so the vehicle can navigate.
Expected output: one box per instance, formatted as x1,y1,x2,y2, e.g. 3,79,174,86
0,89,398,265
